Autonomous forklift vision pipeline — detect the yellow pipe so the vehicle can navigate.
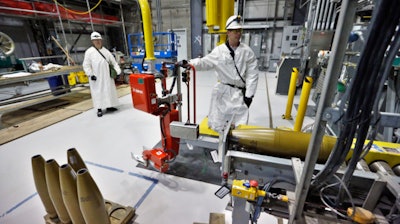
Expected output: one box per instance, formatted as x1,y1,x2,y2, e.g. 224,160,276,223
283,67,298,120
230,128,336,162
205,0,211,31
218,34,227,46
294,76,313,131
220,0,234,32
206,0,217,33
218,0,234,45
138,0,155,61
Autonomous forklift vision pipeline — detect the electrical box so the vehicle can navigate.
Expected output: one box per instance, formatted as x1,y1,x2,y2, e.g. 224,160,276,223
231,179,257,201
130,74,158,114
280,26,304,56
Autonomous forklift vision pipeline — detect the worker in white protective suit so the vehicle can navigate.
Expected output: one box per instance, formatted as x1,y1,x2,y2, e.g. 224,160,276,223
83,31,121,117
187,15,259,132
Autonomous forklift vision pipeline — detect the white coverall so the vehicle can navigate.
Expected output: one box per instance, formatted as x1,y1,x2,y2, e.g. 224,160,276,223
190,43,259,132
83,46,121,110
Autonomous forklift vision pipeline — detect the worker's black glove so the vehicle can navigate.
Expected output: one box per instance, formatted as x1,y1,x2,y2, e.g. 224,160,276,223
177,60,189,68
244,96,253,108
91,75,97,81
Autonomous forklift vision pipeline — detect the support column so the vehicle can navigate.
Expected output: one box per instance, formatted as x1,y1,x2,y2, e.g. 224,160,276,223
288,0,357,223
190,0,203,58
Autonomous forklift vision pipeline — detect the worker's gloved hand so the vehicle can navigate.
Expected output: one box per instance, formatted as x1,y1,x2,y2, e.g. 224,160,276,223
91,75,97,81
244,96,253,108
177,60,189,68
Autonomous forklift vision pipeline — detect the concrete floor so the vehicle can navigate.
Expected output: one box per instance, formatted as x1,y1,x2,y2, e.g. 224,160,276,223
0,69,315,223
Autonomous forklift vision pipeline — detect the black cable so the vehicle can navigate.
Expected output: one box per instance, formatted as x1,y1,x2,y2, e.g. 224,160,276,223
335,0,389,169
312,0,399,188
343,0,400,183
169,76,177,93
336,0,400,205
359,22,400,159
372,22,400,122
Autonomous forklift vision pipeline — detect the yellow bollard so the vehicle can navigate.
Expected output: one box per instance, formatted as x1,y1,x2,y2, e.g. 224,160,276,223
282,67,299,120
294,76,313,132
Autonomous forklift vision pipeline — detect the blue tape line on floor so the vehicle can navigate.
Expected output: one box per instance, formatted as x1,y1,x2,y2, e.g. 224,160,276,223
85,161,124,173
128,171,158,182
0,192,37,218
85,162,159,209
128,172,158,209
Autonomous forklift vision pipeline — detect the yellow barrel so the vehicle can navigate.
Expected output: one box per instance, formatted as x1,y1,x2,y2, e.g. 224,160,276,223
77,71,88,84
68,72,77,86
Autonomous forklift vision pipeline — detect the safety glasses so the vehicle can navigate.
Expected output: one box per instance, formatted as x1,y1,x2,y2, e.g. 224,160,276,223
229,29,243,34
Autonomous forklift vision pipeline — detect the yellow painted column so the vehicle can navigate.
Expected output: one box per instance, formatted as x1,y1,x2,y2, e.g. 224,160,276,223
282,67,299,120
206,0,217,33
294,76,313,132
217,0,234,45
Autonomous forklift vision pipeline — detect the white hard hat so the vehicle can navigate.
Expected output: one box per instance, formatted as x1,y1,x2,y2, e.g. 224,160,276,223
226,15,243,30
90,31,102,40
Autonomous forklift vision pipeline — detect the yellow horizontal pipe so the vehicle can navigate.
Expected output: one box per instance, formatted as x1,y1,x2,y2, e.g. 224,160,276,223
138,0,155,61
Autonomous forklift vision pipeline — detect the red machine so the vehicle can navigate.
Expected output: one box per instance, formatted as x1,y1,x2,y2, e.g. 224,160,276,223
130,63,195,172
130,74,158,113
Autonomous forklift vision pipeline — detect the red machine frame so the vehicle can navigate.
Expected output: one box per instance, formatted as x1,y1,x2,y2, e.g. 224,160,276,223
130,63,195,172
